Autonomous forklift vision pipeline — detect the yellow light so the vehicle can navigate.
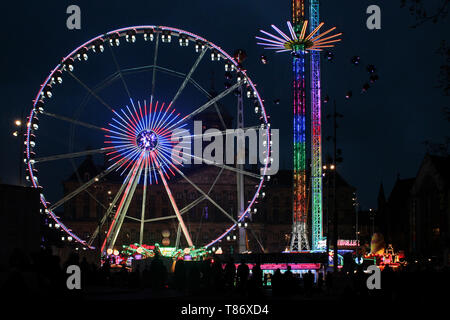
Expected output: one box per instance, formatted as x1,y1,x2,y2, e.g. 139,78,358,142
12,131,18,137
108,190,112,195
330,164,335,170
323,165,327,170
14,120,22,126
113,249,119,256
106,248,113,255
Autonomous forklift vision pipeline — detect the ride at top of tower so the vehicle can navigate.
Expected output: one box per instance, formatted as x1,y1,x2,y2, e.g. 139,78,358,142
256,20,342,53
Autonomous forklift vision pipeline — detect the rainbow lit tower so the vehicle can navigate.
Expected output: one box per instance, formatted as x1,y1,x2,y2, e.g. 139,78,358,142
291,0,309,251
309,0,322,250
256,0,341,251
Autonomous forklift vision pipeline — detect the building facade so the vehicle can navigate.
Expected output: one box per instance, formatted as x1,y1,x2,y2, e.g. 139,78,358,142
60,157,358,254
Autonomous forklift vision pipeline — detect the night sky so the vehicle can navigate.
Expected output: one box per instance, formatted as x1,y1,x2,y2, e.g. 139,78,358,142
0,0,448,210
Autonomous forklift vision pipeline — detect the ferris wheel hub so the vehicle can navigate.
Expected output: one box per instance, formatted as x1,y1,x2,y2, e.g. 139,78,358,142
136,130,158,151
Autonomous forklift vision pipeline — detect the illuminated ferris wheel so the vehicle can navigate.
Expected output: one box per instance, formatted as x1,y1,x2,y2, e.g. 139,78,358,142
23,25,271,255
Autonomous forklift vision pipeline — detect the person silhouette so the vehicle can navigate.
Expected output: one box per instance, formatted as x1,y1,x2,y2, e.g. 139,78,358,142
284,265,294,294
303,270,313,297
174,259,186,292
237,261,249,292
251,263,263,288
224,259,236,289
318,272,324,291
272,269,282,296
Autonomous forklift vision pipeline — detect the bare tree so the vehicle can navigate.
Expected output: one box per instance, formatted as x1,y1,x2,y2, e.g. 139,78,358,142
400,0,449,28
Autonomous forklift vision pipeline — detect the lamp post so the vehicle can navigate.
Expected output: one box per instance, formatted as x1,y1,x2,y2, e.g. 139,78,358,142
331,99,343,272
12,114,25,186
227,233,237,255
322,163,335,270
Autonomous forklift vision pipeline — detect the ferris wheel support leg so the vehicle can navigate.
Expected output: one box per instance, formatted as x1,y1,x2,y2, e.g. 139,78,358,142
139,160,149,245
175,223,182,249
107,159,144,251
87,166,135,247
101,155,144,253
236,84,246,253
154,157,193,247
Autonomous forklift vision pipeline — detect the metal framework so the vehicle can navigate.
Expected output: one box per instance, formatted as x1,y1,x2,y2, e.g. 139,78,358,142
309,0,323,250
290,0,310,251
237,84,246,253
24,25,272,252
256,1,341,252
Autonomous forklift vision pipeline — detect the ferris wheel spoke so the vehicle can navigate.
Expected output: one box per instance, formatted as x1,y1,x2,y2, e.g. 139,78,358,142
48,157,126,212
170,165,222,217
67,70,115,113
170,47,207,107
176,125,260,140
211,162,260,179
247,227,265,253
169,163,238,225
167,81,243,131
207,166,225,193
107,44,132,100
151,32,160,103
175,168,224,242
213,102,228,130
87,164,135,247
153,154,193,247
35,148,109,164
42,111,106,132
144,214,179,223
180,195,206,214
174,150,262,180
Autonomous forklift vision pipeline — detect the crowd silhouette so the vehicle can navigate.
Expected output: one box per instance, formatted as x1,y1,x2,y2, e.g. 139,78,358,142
1,247,449,305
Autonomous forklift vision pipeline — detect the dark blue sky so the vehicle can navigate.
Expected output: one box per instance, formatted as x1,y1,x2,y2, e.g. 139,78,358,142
0,0,448,210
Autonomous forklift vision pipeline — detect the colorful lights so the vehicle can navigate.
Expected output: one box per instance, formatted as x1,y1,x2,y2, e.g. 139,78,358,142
256,20,342,53
310,0,323,250
291,0,310,251
256,1,341,252
121,243,210,261
24,25,270,251
104,100,183,185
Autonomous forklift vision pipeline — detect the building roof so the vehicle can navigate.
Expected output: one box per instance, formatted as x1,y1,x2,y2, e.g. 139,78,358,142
387,177,415,204
428,154,450,185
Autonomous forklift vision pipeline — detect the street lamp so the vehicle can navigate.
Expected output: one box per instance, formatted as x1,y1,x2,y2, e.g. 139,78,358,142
12,117,25,185
226,233,237,255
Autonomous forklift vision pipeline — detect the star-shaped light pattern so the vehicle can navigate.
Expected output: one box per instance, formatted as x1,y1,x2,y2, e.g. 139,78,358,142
256,20,342,52
104,100,186,184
